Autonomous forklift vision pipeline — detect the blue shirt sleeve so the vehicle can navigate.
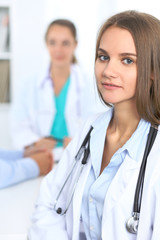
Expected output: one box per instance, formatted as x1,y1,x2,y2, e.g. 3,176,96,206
0,151,40,189
0,149,24,160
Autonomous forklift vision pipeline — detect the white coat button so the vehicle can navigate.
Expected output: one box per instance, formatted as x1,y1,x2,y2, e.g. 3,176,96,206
89,197,93,202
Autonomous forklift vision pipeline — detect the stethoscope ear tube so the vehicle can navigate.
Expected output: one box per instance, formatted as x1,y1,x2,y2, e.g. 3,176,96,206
126,125,158,234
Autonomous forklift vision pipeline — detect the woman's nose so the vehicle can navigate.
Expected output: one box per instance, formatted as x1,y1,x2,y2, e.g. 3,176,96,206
102,60,119,79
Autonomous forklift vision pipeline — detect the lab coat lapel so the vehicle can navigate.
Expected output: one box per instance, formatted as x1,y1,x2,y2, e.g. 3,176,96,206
90,124,107,176
103,155,140,211
69,116,109,239
37,80,55,135
71,160,91,239
65,68,80,136
101,155,141,239
100,155,143,239
65,67,78,112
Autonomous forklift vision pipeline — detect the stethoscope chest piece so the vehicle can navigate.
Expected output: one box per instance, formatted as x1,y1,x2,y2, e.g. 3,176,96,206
126,212,139,234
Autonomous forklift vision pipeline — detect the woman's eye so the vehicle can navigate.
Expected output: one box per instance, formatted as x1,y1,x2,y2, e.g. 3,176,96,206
98,55,109,61
48,40,56,46
123,58,133,65
63,41,70,46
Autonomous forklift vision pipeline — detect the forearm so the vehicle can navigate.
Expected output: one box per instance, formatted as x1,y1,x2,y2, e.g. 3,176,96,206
0,157,39,189
0,149,24,160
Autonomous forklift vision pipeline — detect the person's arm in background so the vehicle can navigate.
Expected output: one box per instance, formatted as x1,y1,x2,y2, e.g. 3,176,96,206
0,148,53,189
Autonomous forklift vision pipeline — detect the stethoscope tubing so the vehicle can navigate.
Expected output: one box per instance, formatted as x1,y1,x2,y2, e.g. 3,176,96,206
126,124,158,234
63,164,85,214
53,159,78,213
54,126,93,215
75,126,93,162
133,125,158,213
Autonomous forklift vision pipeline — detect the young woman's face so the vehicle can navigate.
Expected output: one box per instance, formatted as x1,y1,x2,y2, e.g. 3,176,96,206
95,26,137,106
46,25,77,68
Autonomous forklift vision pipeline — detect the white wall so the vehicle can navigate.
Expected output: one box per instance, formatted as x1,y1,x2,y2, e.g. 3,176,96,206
11,0,46,100
114,0,160,18
0,105,12,148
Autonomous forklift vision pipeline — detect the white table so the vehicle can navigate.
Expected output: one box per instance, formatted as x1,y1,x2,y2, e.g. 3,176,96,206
0,176,44,240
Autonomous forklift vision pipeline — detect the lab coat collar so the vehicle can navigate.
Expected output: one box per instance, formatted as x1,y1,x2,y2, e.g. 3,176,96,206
91,107,113,131
102,153,140,213
90,108,113,176
36,63,52,88
37,63,79,89
91,108,151,163
124,119,150,161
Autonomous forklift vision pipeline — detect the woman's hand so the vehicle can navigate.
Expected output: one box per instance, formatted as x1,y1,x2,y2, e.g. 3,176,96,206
24,138,56,157
63,137,72,148
24,144,54,175
34,138,56,150
30,150,54,175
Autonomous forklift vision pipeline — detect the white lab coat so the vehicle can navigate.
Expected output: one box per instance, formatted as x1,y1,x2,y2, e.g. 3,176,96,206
10,64,101,149
28,110,160,240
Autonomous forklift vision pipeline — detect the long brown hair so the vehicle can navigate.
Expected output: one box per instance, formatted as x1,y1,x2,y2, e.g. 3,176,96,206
45,19,77,64
95,10,160,125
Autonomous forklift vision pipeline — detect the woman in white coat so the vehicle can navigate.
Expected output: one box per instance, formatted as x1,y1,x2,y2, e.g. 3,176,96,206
10,19,95,155
28,11,160,239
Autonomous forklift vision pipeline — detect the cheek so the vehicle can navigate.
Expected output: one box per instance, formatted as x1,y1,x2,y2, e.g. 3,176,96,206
125,72,137,95
46,45,51,53
131,73,137,89
125,69,137,85
94,62,101,82
65,47,75,57
47,46,56,57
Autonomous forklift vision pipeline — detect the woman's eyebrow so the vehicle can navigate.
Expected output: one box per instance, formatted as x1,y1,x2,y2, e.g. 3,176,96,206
98,48,137,57
97,48,107,54
120,53,137,57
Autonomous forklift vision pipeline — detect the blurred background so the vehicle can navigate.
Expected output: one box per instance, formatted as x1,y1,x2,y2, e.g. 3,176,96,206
0,0,160,149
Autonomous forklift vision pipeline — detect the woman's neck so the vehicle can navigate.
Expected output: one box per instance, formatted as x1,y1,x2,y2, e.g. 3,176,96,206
50,65,70,82
50,64,70,96
108,100,140,138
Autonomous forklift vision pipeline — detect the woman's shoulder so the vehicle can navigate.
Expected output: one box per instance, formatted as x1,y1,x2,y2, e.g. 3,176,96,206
21,64,50,88
70,63,90,79
82,108,112,130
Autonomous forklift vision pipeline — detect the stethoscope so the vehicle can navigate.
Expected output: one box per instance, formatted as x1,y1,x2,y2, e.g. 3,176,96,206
53,126,93,215
53,124,158,234
126,124,158,233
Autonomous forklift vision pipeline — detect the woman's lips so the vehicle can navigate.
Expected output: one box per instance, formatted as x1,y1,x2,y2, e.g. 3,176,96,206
102,82,121,90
